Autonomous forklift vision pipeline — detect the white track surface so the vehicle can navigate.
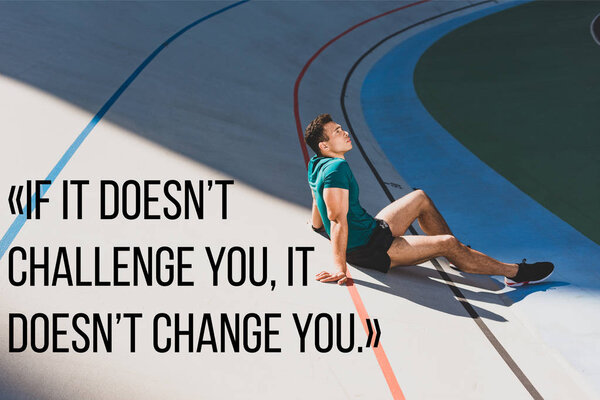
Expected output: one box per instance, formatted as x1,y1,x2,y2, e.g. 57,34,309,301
0,1,597,399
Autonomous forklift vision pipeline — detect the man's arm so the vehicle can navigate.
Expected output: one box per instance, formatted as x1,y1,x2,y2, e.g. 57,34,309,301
315,187,349,285
311,191,324,231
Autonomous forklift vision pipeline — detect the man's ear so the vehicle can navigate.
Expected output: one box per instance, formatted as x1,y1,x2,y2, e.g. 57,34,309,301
318,141,328,153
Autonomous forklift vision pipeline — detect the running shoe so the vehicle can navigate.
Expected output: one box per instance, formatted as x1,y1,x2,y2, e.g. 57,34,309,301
505,259,554,287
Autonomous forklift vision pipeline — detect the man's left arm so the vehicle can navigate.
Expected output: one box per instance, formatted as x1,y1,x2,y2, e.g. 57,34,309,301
310,190,324,231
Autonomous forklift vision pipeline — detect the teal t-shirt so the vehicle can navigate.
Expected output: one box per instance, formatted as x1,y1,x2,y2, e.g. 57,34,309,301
308,155,377,251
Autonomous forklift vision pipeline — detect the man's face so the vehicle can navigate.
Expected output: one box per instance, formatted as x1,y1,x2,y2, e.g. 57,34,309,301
321,121,352,155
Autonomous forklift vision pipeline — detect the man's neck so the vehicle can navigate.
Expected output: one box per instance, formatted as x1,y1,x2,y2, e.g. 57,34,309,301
320,151,346,159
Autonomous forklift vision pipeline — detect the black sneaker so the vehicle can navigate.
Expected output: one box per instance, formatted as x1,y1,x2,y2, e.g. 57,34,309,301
505,259,554,287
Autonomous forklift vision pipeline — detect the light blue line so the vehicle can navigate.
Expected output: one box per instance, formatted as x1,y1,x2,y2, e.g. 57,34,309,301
0,0,250,259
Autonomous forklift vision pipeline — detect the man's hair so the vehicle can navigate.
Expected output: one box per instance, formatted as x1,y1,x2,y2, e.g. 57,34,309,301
304,113,332,155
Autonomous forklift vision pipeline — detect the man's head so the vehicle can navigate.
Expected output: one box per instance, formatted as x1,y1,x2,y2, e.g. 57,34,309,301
304,113,352,157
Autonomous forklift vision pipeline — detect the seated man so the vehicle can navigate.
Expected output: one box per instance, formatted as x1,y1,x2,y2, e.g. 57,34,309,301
304,113,553,287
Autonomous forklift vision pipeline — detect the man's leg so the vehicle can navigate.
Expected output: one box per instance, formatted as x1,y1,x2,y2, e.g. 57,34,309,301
386,234,518,277
375,190,453,236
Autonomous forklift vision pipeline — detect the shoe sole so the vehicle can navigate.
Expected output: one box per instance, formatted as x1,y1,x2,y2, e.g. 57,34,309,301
505,270,553,287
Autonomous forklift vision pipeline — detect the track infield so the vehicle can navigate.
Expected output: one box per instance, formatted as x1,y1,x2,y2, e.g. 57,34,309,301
414,0,600,245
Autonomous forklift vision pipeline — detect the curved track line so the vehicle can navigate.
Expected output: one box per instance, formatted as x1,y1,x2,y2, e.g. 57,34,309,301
0,0,249,260
293,0,429,169
591,12,600,46
341,2,542,399
294,2,433,399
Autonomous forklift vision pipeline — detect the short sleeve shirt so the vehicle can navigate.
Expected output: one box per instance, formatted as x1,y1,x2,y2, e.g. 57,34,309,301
308,155,377,250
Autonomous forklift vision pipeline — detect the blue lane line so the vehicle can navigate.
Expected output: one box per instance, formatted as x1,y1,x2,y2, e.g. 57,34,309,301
360,0,600,293
0,0,249,260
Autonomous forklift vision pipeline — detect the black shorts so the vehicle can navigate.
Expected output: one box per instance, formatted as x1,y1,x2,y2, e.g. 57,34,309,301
346,219,394,273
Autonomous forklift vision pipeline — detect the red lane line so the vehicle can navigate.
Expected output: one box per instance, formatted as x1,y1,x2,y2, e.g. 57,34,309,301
293,2,430,399
345,271,405,399
293,0,429,169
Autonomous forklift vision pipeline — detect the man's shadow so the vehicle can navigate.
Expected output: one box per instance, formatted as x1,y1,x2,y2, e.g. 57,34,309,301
348,263,568,322
312,228,568,321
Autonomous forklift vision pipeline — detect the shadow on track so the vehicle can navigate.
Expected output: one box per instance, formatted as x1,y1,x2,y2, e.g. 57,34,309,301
348,265,569,322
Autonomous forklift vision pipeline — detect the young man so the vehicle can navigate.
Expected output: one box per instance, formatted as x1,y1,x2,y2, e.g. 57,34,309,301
304,113,554,286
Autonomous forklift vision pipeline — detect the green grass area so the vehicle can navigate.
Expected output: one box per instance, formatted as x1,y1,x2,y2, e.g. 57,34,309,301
414,0,600,245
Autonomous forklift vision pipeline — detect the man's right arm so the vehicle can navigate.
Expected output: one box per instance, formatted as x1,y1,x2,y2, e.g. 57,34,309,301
315,187,349,285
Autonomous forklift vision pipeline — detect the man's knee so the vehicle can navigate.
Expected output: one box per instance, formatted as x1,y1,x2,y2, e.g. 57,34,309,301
438,234,459,251
417,189,433,201
411,189,431,209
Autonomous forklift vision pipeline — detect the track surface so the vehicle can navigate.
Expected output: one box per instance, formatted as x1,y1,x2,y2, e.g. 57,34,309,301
0,1,597,399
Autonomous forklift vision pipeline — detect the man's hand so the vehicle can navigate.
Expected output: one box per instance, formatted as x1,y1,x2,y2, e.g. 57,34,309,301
315,270,347,285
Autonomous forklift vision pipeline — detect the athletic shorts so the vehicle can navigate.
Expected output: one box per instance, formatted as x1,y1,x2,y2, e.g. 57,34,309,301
346,219,394,273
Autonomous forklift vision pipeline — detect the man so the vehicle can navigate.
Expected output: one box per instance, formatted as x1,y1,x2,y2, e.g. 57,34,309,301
304,113,554,286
